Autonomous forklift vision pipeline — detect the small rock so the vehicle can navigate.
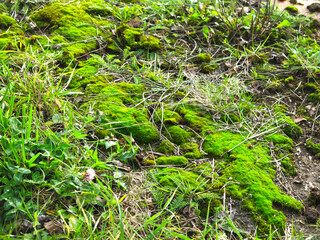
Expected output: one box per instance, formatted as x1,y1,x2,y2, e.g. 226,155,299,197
293,175,303,184
310,187,320,202
305,206,319,223
307,3,320,13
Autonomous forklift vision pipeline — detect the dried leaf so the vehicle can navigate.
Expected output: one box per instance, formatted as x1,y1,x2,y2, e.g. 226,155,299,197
44,220,63,235
292,116,307,123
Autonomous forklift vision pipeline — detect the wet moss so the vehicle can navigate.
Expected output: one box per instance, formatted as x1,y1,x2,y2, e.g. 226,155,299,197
164,125,192,145
155,156,188,166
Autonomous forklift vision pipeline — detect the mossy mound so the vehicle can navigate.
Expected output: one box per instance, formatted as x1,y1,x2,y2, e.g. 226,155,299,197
155,156,188,166
196,53,211,63
82,81,159,144
281,114,303,139
265,133,293,151
156,140,175,154
0,14,15,28
117,23,161,50
181,142,202,159
306,141,320,155
30,1,115,64
203,131,303,234
164,125,192,145
154,109,181,125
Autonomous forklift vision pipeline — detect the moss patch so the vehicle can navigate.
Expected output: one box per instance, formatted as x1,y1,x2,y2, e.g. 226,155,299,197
203,131,303,234
181,142,202,159
155,156,188,166
156,140,175,154
164,125,192,145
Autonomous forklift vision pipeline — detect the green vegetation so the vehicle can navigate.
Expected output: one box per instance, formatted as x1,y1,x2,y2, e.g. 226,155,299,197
0,0,317,238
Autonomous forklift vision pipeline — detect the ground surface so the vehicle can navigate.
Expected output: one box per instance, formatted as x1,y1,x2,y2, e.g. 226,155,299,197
1,0,320,239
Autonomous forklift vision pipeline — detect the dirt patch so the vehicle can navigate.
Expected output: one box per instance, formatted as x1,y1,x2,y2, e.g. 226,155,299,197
275,0,320,19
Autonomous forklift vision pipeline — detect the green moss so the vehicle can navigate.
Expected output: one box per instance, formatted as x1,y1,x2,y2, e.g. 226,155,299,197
306,141,320,155
308,93,320,102
155,168,207,192
265,133,293,151
117,23,161,51
155,156,188,166
0,14,15,28
221,112,240,123
190,163,215,177
198,194,221,218
184,113,208,131
196,53,211,63
164,125,191,145
30,2,114,64
281,156,297,175
181,143,202,159
285,6,298,14
203,131,303,234
82,81,159,144
141,159,156,166
156,140,175,154
199,63,214,73
280,114,303,138
154,109,181,125
141,35,162,51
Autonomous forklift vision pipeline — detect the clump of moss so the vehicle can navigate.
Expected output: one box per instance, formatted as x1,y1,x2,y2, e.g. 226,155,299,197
197,193,222,218
265,133,293,151
154,109,181,125
30,1,114,64
199,63,214,73
221,112,240,123
117,23,161,51
306,141,320,155
164,125,191,145
280,155,297,175
181,143,202,159
141,159,156,166
0,14,15,28
141,35,162,51
82,81,159,144
285,6,299,14
278,113,303,138
156,140,175,154
155,156,188,166
196,53,211,63
203,131,303,234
